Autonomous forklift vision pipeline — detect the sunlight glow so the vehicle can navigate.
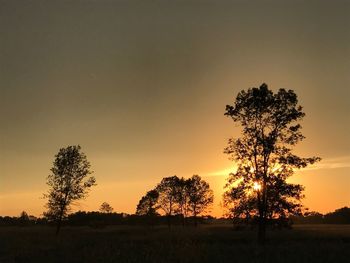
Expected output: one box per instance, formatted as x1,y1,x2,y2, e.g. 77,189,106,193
253,182,261,191
205,165,238,177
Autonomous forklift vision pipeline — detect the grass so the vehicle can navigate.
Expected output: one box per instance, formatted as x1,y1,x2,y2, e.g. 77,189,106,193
1,224,350,263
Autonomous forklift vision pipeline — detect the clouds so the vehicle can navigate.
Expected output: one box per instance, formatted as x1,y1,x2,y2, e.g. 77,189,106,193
302,156,350,171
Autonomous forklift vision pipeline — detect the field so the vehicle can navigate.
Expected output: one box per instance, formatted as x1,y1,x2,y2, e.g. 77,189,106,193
1,224,350,263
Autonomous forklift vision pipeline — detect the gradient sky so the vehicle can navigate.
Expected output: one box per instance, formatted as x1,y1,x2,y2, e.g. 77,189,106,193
1,0,349,217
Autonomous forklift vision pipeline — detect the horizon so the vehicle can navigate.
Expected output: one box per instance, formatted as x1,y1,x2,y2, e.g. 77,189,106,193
1,0,349,218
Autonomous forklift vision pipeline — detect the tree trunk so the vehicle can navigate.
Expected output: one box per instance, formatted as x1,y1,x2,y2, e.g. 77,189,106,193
168,200,172,229
167,215,171,229
257,214,266,244
55,213,63,235
56,193,68,235
257,190,266,244
194,211,198,227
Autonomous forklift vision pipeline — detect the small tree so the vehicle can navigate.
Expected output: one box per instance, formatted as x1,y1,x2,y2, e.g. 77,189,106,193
136,189,159,216
223,84,320,243
99,202,113,213
44,145,96,234
18,211,30,226
186,175,214,226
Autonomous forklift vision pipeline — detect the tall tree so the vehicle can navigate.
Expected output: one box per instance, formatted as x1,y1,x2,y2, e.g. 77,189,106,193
186,175,214,226
136,189,159,216
99,202,114,213
223,84,320,243
44,145,96,234
156,176,181,228
175,177,189,226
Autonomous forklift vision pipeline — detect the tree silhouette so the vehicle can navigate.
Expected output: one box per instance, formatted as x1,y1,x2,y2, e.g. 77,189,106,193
18,211,30,226
99,202,114,213
136,189,159,216
137,175,214,227
186,175,214,226
156,176,181,228
44,145,96,235
223,83,320,243
174,177,189,226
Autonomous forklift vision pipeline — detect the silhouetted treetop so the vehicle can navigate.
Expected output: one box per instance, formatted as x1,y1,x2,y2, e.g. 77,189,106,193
100,202,114,213
186,175,214,219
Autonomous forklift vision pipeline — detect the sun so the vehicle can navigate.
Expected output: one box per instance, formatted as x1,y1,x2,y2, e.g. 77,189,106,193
253,182,261,191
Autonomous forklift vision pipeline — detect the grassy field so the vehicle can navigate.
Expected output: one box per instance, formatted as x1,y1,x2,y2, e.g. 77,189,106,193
1,224,349,263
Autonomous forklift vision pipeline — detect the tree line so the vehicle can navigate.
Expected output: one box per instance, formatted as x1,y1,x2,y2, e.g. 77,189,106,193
2,207,350,227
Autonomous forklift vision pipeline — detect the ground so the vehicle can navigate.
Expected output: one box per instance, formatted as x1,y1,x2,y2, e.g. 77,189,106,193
1,224,349,263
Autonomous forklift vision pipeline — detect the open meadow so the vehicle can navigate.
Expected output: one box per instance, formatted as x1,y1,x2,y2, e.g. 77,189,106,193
1,224,350,263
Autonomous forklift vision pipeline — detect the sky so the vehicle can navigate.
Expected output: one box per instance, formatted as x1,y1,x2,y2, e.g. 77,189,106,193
0,0,349,217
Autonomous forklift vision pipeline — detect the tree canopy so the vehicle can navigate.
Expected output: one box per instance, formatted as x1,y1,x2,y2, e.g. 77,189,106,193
136,189,159,216
100,202,114,213
136,175,214,226
186,175,214,224
223,83,320,243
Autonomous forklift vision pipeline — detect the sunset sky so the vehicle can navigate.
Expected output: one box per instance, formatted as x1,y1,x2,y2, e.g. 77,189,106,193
1,0,349,217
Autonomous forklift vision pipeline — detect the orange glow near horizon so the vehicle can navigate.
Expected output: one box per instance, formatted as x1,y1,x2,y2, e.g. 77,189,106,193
1,159,349,218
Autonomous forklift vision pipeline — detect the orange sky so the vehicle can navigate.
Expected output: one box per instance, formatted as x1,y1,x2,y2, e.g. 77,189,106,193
0,0,349,217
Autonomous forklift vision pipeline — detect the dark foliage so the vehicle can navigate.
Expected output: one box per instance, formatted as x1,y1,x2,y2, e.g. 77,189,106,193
292,207,350,224
223,83,320,243
1,207,349,228
136,190,159,216
43,145,96,234
99,202,114,213
136,175,214,227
